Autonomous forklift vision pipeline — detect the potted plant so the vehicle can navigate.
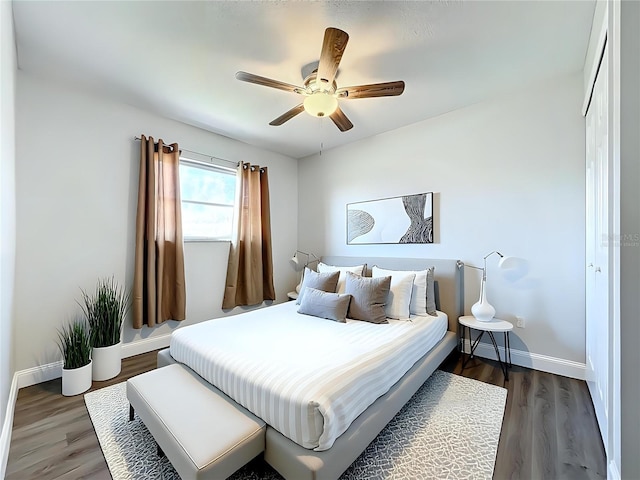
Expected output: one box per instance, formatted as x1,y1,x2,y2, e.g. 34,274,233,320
80,277,131,381
57,318,92,396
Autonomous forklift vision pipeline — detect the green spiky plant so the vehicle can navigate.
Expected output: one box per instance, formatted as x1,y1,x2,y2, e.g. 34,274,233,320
57,318,92,369
80,277,131,348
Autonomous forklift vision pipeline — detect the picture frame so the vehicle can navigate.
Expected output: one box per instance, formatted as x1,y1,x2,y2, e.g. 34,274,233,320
346,192,434,244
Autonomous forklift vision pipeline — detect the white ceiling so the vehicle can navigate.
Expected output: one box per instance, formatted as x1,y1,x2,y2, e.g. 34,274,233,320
12,0,596,159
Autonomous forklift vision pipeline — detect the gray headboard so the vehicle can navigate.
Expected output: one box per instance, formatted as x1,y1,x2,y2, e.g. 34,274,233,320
320,256,463,333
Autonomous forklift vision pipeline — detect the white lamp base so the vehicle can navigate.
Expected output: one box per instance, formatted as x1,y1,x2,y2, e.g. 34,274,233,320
472,278,495,322
471,300,495,322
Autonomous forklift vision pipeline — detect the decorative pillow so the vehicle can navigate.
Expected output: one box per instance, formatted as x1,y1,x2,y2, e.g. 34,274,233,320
296,268,340,305
372,266,437,317
297,287,351,323
317,262,366,294
344,271,391,324
371,267,415,319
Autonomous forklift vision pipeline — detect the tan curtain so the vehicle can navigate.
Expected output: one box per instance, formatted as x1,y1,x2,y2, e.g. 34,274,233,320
222,162,275,308
133,135,186,328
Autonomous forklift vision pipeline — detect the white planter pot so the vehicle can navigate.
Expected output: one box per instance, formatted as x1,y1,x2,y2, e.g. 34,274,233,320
62,360,92,396
92,342,122,381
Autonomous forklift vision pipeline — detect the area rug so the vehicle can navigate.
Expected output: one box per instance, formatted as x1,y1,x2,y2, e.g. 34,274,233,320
85,370,506,480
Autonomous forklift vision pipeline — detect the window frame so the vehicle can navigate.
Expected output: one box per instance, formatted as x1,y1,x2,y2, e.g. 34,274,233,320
179,156,237,243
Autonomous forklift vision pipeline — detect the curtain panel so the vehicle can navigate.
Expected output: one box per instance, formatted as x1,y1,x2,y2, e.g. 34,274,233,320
133,135,186,328
222,162,275,308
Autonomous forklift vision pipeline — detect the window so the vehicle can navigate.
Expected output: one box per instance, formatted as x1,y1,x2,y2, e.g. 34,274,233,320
179,158,236,241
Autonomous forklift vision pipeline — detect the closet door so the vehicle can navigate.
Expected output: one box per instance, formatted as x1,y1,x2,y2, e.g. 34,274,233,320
585,45,609,448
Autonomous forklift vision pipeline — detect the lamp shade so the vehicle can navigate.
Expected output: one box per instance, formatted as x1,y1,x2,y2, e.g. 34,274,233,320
289,253,304,271
499,255,522,270
304,92,338,117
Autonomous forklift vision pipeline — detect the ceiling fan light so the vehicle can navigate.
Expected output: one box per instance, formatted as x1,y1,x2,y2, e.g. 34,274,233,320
303,92,338,117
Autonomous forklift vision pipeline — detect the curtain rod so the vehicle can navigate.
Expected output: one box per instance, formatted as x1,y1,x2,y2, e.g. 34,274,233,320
134,136,238,168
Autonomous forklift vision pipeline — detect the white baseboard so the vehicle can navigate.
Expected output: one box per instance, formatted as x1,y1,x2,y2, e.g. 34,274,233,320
16,360,63,389
0,334,172,476
15,334,172,390
462,339,587,380
121,333,171,359
0,373,18,479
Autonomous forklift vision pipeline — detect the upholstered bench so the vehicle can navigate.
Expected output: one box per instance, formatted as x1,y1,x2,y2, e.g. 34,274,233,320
127,364,266,480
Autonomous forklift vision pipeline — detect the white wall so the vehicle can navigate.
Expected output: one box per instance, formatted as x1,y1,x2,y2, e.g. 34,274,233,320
0,0,17,474
298,74,586,368
14,71,299,372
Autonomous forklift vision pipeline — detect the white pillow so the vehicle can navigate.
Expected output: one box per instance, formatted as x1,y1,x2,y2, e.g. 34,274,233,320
372,266,433,316
317,262,365,294
371,268,415,319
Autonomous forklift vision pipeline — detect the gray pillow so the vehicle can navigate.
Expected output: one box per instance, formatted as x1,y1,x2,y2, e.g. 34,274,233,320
297,287,352,322
344,271,392,324
426,267,437,316
296,268,340,305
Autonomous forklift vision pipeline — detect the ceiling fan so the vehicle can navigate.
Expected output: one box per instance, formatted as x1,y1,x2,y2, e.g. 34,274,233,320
235,27,405,132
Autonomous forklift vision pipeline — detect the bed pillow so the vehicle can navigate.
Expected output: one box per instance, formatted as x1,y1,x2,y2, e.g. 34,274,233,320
297,287,351,322
317,262,366,294
371,267,415,320
372,266,437,317
296,268,340,305
344,271,391,324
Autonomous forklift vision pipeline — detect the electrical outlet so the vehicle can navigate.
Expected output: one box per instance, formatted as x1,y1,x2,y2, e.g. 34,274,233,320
516,316,525,328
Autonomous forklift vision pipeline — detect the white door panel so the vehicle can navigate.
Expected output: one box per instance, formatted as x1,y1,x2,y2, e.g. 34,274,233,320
585,45,609,449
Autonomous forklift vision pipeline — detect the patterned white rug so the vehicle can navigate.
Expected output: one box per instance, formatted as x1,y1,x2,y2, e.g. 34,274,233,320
85,370,506,480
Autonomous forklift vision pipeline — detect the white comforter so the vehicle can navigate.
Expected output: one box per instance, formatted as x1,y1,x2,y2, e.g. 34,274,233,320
169,301,447,451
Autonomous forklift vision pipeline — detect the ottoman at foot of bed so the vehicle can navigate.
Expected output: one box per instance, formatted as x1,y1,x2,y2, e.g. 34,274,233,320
127,363,266,480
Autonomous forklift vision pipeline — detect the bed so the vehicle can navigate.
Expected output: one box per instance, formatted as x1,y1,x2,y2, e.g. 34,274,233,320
158,256,463,480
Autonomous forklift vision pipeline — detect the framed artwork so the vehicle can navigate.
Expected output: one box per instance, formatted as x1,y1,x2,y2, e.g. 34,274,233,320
347,192,434,244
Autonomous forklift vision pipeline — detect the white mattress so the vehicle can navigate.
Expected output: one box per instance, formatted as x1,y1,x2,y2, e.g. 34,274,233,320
169,301,447,451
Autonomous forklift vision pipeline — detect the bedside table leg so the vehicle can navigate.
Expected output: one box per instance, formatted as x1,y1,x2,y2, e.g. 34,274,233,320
488,332,509,381
461,325,468,370
469,329,484,359
462,327,485,371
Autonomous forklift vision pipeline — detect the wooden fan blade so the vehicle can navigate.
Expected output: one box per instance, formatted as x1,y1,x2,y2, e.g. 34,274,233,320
269,104,305,126
336,81,405,99
330,106,353,132
236,71,302,94
316,28,349,87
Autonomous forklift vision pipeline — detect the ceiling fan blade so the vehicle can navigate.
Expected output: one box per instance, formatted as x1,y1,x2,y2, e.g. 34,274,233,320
269,104,305,126
330,106,353,132
236,71,302,94
336,81,405,99
316,27,349,87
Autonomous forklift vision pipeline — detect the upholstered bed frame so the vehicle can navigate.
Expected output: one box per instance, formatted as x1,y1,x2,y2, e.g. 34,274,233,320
157,256,463,480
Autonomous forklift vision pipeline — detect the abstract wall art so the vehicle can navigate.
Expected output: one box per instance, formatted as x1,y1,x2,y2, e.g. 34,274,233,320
347,192,434,244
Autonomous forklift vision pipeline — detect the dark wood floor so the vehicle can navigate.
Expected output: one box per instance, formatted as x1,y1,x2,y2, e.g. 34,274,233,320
6,350,606,479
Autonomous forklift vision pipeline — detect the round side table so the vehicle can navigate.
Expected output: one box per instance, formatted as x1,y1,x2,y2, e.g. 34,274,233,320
459,315,513,381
